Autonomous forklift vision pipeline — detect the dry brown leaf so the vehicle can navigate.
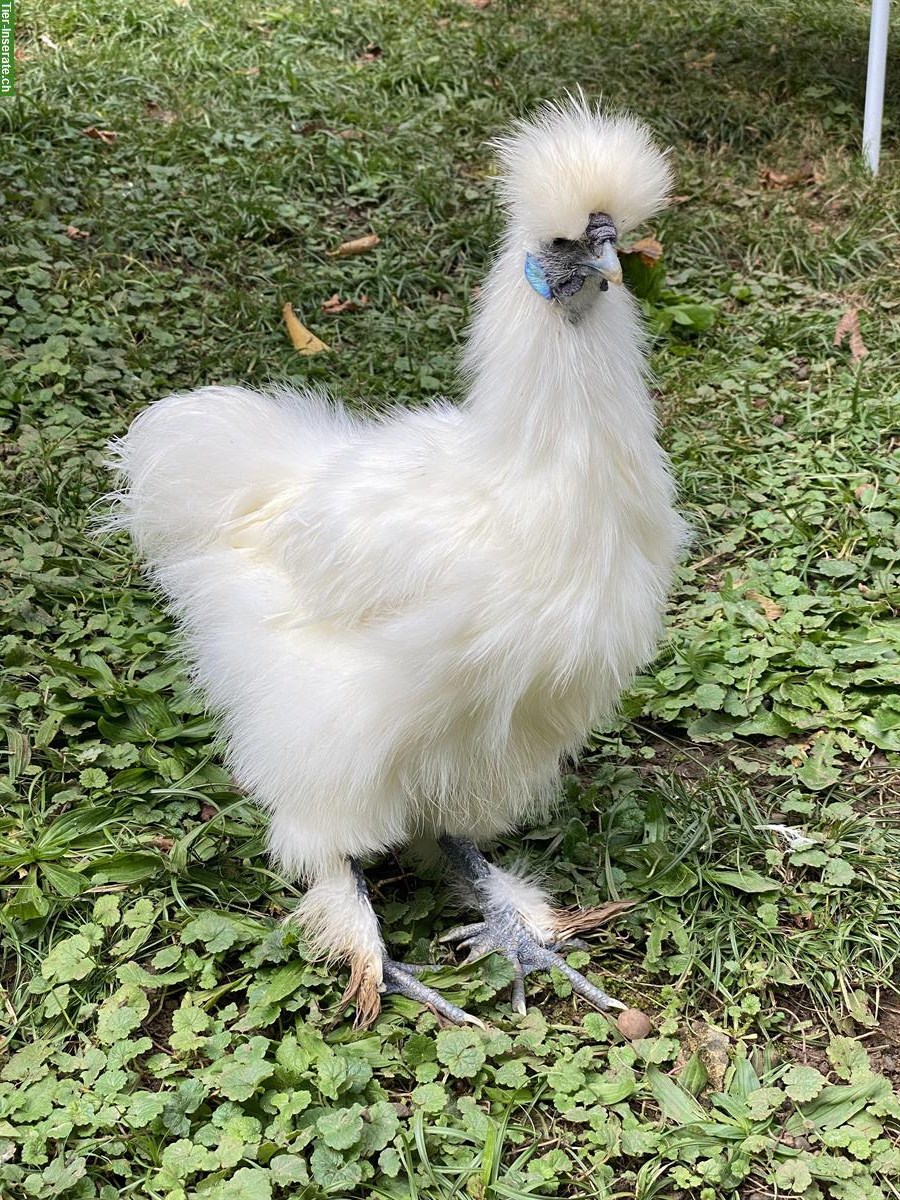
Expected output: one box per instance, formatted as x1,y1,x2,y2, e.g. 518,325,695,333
357,42,382,63
327,233,380,258
283,302,330,354
834,307,868,363
620,236,663,266
321,293,368,315
199,802,219,822
745,590,783,621
15,47,29,62
151,835,175,852
759,161,819,190
144,100,177,123
82,126,118,144
65,225,90,240
236,65,260,76
468,0,492,8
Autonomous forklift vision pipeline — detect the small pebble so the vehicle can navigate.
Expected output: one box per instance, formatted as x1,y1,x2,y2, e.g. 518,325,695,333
616,1008,652,1041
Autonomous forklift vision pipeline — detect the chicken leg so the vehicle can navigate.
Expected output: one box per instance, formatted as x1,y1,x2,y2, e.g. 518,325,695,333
342,860,484,1029
302,847,628,1028
438,836,627,1017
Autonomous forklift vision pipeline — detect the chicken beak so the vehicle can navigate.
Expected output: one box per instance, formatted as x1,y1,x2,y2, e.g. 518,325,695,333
579,242,623,286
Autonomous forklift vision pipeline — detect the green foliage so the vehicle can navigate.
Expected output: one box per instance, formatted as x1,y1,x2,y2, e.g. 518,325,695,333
621,243,719,336
2,0,899,1196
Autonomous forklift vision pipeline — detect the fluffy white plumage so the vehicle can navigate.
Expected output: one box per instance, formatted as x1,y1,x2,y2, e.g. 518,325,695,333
108,97,687,1009
493,99,673,243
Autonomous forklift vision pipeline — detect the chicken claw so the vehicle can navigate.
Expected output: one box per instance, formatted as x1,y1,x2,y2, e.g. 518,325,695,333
440,913,625,1017
439,835,627,1018
382,960,485,1028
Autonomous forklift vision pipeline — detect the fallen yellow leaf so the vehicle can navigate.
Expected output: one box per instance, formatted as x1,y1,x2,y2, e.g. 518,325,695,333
746,590,783,621
283,303,330,354
327,233,380,258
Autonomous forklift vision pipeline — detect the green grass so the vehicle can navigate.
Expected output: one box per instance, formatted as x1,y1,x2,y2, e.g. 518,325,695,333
2,0,900,1196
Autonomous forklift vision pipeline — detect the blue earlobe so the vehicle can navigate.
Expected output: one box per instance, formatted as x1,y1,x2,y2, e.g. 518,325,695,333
524,253,552,300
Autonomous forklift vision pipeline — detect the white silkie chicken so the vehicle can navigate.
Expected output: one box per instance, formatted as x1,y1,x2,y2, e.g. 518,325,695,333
109,97,687,1027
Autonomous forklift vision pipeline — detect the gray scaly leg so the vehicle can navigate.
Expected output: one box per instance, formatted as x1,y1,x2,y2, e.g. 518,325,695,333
347,860,484,1028
437,836,626,1017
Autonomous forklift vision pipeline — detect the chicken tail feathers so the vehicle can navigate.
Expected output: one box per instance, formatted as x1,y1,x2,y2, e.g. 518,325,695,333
103,383,354,567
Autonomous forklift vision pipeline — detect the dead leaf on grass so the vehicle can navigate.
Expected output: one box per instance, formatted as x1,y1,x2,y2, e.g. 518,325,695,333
283,302,330,354
759,161,819,189
82,126,118,144
468,0,492,8
357,43,382,63
65,225,90,240
322,293,369,315
236,65,260,76
327,233,380,258
834,307,868,363
746,590,783,621
144,100,177,123
39,33,60,50
620,235,663,266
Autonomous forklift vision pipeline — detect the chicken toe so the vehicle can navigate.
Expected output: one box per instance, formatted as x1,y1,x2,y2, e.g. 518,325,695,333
439,836,627,1018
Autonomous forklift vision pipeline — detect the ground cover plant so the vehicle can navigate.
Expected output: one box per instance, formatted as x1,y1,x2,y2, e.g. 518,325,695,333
1,0,899,1196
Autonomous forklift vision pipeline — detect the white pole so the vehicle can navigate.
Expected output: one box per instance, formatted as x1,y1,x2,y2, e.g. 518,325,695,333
863,0,891,173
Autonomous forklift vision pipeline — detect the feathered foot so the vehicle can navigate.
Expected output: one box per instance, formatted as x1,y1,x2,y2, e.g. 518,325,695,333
341,952,484,1030
382,961,484,1028
338,862,483,1029
439,836,630,1017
